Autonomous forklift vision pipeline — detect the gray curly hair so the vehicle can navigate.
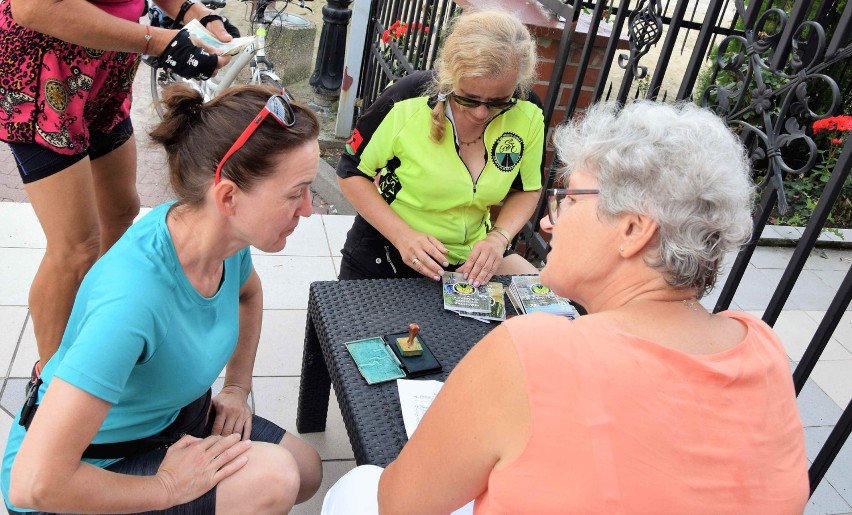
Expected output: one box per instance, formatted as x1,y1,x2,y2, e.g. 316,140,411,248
552,101,755,297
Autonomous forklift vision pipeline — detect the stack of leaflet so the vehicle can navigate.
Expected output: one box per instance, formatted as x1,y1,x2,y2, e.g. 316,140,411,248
507,275,580,319
441,272,506,323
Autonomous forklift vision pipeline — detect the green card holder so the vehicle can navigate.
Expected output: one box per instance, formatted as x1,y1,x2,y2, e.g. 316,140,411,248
344,337,406,385
344,334,443,384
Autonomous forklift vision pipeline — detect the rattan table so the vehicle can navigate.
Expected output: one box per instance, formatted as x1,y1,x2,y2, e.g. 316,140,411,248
296,277,513,466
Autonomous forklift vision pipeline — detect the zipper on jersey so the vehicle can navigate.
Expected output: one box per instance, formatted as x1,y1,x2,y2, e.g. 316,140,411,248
384,246,398,275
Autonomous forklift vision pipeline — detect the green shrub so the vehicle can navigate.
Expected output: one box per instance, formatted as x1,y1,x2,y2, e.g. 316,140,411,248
694,0,851,229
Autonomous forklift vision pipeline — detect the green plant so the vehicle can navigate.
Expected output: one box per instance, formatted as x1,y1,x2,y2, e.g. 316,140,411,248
769,115,852,231
694,0,852,230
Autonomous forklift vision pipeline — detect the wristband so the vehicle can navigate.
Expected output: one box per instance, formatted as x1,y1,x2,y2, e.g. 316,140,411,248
174,0,195,26
159,30,217,80
143,25,152,55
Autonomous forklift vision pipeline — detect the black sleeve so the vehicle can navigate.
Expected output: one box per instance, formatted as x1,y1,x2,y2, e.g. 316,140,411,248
510,88,546,191
336,71,434,180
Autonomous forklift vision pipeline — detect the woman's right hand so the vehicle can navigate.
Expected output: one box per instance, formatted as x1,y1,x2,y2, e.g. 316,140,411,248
393,230,449,280
155,433,251,507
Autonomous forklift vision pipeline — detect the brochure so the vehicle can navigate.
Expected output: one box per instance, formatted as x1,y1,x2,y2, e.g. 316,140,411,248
183,19,256,56
509,275,580,319
441,272,491,315
458,281,506,322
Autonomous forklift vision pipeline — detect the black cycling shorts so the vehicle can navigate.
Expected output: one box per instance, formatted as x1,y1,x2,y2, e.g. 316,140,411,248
8,118,134,184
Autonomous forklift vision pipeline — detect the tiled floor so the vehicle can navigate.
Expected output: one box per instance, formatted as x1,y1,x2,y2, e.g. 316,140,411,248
0,201,850,513
0,204,358,514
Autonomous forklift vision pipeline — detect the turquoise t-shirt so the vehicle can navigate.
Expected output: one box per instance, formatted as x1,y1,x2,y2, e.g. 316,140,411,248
2,203,253,512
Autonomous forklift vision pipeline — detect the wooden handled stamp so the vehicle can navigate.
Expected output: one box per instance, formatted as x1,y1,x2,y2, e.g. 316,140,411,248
396,323,423,356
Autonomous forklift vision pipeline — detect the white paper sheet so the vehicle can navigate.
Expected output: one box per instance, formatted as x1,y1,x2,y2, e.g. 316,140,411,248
396,378,444,438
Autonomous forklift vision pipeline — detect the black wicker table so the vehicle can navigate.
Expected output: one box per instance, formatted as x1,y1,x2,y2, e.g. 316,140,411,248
296,277,513,466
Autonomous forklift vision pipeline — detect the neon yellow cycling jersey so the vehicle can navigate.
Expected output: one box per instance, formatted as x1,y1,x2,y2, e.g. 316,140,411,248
337,71,544,265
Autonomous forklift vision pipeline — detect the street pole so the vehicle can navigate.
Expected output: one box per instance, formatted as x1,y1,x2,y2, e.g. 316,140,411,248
309,0,353,109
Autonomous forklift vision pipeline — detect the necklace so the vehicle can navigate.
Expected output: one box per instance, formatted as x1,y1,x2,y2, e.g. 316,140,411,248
682,298,700,311
459,133,482,147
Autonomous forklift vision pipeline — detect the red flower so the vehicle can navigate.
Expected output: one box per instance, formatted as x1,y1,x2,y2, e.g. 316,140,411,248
832,138,843,145
382,19,430,45
813,115,852,134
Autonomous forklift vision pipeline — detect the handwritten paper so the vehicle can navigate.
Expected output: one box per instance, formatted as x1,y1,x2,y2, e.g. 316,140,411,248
397,378,444,438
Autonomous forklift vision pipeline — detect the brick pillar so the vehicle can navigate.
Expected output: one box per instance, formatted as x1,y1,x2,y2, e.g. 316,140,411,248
529,13,626,165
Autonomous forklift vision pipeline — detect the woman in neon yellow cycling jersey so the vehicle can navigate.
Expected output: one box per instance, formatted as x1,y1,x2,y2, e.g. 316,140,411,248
337,9,543,287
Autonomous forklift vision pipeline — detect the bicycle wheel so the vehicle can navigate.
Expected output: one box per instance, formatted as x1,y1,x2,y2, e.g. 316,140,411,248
259,73,282,90
148,61,208,119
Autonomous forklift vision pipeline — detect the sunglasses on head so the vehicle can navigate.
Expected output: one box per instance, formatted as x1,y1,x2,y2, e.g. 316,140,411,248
215,92,296,185
450,92,516,111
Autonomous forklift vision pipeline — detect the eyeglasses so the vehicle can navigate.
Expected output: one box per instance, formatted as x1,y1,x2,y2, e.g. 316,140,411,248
450,92,516,112
547,188,600,224
215,92,296,185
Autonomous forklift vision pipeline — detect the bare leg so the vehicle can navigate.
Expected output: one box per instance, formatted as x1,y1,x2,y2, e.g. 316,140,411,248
90,135,140,255
215,441,301,514
25,136,139,364
281,432,323,504
25,159,102,364
214,433,322,513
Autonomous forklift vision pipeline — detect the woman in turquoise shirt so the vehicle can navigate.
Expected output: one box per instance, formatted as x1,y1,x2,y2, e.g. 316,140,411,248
3,84,322,513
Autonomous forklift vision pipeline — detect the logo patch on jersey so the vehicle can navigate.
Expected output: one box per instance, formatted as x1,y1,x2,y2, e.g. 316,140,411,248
491,132,524,172
346,129,364,154
378,157,403,204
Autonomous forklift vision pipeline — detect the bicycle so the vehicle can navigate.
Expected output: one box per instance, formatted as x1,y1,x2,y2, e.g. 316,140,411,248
145,0,312,118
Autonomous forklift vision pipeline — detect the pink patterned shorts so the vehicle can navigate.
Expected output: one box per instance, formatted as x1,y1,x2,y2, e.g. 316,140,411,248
0,0,141,155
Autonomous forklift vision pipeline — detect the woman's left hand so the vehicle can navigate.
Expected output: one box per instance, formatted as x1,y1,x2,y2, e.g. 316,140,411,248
456,233,506,287
210,385,252,440
201,14,240,40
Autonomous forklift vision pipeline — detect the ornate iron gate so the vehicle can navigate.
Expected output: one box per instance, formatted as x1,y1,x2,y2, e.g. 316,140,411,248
355,0,458,116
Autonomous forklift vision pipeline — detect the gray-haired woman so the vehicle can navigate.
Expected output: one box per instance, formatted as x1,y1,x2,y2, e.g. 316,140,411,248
322,101,808,513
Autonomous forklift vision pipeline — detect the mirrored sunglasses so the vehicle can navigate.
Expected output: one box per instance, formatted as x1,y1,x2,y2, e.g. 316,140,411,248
450,92,516,111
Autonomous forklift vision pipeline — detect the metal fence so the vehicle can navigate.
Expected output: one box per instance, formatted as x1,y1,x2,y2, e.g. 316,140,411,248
355,0,458,115
348,0,852,497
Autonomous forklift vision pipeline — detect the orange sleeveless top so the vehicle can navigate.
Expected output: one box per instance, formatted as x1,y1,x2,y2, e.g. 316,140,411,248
474,311,808,513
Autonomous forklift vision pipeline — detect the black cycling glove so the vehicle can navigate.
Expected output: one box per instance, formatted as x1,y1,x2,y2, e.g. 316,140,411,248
159,29,218,80
199,14,241,38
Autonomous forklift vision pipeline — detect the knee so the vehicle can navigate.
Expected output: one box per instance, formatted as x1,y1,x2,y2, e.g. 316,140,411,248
264,452,302,511
241,444,302,512
44,234,100,276
295,444,323,504
106,193,141,226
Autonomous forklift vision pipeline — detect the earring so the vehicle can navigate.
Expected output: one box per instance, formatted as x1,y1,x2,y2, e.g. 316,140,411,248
619,247,624,254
